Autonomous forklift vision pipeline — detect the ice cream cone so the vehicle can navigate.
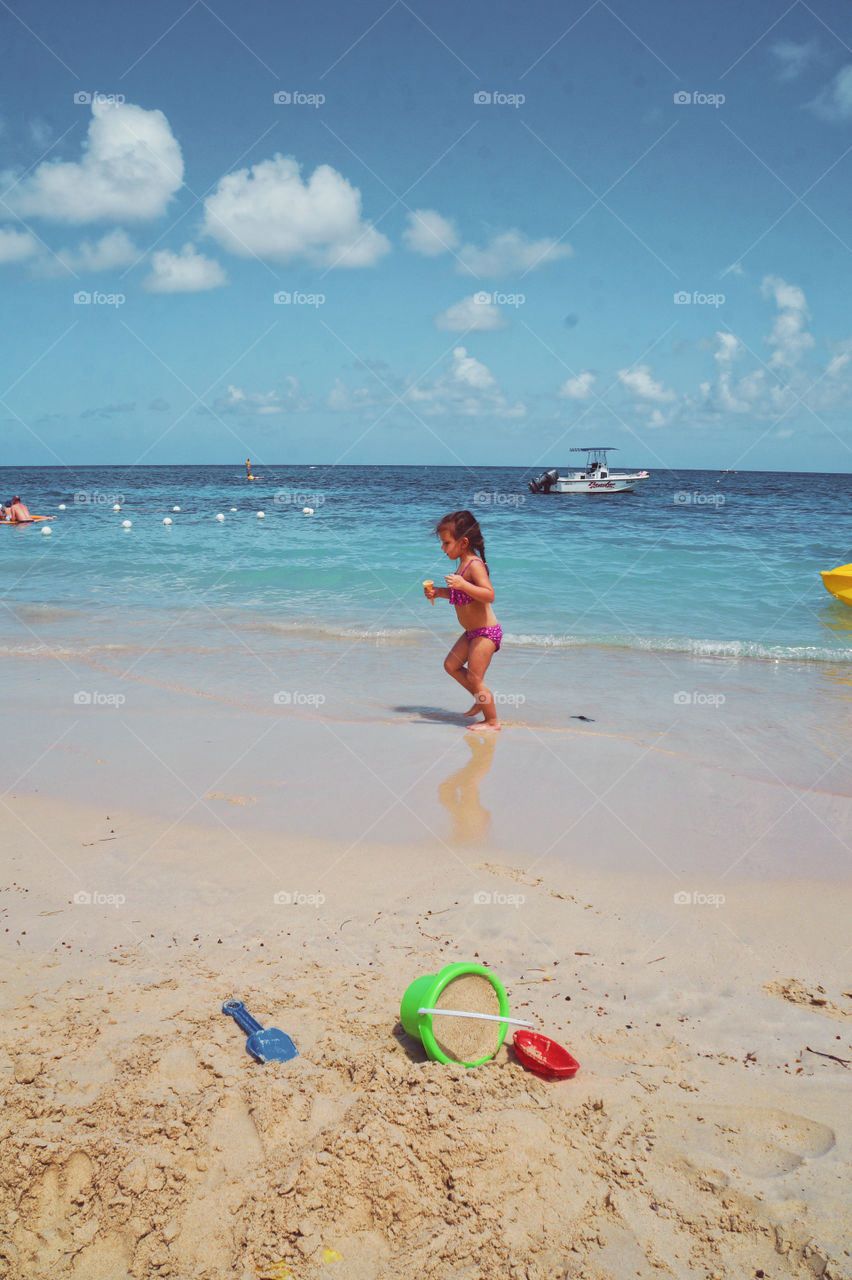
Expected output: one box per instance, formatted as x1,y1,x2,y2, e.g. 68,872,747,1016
423,579,435,605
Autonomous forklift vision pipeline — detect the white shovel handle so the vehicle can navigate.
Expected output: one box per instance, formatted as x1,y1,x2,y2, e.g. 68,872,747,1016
418,1006,534,1028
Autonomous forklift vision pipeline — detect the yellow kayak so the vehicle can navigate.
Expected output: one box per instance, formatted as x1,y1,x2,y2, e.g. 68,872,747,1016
821,563,852,605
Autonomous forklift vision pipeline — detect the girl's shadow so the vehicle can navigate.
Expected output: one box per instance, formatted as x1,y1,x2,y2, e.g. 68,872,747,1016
393,704,468,725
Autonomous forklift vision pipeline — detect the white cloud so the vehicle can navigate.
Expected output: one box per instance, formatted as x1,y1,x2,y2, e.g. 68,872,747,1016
456,229,572,276
616,364,676,403
2,100,183,223
202,154,390,268
435,294,508,332
771,38,819,81
406,346,526,418
0,227,39,263
807,65,852,122
559,372,596,400
212,379,310,416
45,228,140,275
325,378,386,412
403,208,459,257
760,275,814,370
143,243,227,293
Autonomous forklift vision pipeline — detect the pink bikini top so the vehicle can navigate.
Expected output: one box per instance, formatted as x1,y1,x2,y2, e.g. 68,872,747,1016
449,558,483,606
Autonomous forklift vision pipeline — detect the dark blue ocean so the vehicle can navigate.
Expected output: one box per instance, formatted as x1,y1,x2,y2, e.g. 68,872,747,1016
2,464,851,663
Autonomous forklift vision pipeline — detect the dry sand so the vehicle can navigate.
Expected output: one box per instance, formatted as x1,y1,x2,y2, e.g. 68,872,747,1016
1,791,850,1280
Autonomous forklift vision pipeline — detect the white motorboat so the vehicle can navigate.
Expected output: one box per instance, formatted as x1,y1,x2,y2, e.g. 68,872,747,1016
528,447,649,495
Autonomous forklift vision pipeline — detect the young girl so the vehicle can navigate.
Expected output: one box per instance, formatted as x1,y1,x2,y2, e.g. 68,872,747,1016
425,509,502,732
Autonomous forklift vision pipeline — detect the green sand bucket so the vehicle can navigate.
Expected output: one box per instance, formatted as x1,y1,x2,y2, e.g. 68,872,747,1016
400,962,511,1068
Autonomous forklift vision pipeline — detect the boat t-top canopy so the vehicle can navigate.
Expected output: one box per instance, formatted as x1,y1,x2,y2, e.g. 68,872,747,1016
570,446,618,452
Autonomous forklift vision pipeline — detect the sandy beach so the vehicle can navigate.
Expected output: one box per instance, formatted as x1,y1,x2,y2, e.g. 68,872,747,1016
1,629,851,1280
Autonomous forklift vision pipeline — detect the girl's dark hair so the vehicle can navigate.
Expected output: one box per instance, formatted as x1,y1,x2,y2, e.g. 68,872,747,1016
435,509,488,572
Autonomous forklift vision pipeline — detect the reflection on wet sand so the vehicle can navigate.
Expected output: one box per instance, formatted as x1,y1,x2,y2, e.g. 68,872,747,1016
437,733,498,845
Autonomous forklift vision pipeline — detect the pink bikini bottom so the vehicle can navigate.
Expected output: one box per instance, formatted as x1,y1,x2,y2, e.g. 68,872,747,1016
465,625,502,651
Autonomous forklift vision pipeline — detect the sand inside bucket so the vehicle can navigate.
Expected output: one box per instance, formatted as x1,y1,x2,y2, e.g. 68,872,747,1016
432,973,503,1063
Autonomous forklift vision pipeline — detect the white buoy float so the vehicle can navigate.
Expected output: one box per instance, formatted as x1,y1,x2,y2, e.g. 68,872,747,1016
256,511,265,519
230,507,237,512
113,504,121,511
215,513,225,522
163,517,173,525
41,526,52,536
173,505,180,512
58,504,66,511
302,507,314,515
122,519,132,529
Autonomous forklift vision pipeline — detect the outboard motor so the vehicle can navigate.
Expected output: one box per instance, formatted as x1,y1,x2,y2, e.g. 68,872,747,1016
528,468,559,494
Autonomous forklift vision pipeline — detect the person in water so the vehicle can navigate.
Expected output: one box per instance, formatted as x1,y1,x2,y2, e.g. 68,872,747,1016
6,496,33,523
246,458,252,477
425,509,502,732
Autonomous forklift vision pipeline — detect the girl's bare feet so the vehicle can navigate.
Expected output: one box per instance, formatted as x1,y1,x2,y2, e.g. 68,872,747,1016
466,721,501,733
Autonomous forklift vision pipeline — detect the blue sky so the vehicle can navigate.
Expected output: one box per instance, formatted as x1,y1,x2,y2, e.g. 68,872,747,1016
2,0,852,470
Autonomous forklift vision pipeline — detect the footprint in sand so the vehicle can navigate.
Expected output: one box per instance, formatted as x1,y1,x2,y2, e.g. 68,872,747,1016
660,1105,835,1180
765,977,852,1022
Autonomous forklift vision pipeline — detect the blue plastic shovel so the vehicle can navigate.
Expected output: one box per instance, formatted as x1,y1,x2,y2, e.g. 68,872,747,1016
222,999,298,1063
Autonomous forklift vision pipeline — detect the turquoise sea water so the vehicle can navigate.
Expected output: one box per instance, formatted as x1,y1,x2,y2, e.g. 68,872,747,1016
2,463,851,664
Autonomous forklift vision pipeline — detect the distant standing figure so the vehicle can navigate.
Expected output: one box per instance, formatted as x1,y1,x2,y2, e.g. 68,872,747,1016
425,508,502,732
246,458,252,478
